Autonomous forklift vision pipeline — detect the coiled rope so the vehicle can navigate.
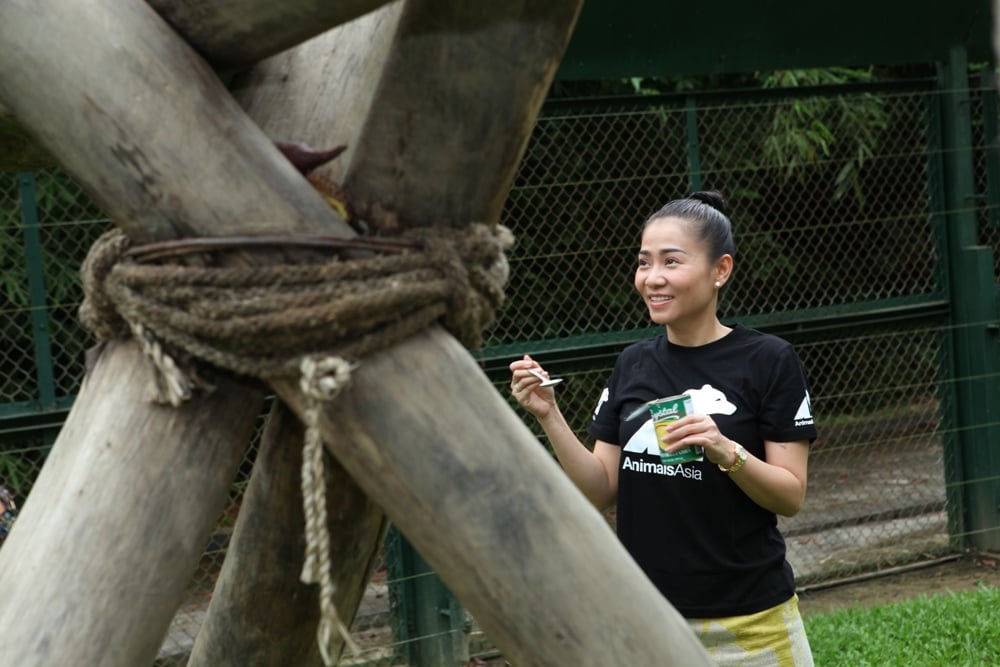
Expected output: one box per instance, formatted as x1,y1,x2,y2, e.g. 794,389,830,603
79,223,514,664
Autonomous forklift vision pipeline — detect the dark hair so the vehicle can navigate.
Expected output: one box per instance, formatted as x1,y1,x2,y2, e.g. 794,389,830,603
642,190,736,261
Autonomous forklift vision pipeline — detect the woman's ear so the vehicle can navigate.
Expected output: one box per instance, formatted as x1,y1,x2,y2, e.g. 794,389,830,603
715,254,734,287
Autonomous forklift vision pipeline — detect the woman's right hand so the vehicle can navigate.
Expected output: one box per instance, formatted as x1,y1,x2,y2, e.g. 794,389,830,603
509,354,558,419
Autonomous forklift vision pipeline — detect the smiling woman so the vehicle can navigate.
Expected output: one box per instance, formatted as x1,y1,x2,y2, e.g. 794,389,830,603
634,192,734,345
510,191,818,666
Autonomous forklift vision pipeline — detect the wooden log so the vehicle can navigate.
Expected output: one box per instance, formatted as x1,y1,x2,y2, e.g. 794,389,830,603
187,401,387,667
343,1,574,229
0,341,263,667
272,329,712,666
147,0,397,72
228,3,405,187
2,1,402,667
0,0,354,242
0,0,397,172
186,8,406,665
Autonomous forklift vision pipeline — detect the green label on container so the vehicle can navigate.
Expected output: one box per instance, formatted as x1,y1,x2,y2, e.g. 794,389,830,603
649,394,703,465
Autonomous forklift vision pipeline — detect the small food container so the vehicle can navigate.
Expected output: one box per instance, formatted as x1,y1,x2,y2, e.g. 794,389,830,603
648,394,704,465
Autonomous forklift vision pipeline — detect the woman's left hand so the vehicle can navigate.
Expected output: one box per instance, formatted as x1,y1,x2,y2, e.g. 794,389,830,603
661,414,735,467
664,414,810,517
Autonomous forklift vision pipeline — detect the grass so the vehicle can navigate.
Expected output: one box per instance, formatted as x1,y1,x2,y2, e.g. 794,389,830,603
805,586,1000,666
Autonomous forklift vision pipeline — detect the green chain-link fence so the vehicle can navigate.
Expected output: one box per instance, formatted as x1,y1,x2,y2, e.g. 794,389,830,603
2,68,999,664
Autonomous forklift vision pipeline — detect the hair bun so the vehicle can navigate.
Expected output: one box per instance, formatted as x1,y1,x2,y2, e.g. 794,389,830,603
689,190,727,215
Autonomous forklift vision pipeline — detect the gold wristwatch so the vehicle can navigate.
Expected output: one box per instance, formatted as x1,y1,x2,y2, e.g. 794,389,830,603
718,443,748,473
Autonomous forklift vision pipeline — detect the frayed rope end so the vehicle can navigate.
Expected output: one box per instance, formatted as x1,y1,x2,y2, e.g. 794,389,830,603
299,354,360,665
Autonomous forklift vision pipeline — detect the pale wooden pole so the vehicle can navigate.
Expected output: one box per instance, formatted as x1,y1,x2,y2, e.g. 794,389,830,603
343,1,575,230
273,330,712,667
0,0,399,172
0,342,263,666
147,0,397,71
228,2,406,189
0,0,354,242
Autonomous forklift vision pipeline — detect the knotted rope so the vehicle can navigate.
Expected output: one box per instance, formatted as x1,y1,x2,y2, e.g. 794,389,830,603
81,224,513,403
299,355,358,662
79,223,514,664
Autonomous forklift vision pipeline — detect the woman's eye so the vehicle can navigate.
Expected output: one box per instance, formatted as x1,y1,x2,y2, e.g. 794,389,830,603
637,258,650,268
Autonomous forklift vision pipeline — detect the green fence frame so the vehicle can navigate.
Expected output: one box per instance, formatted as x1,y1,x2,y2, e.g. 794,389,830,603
934,48,1000,551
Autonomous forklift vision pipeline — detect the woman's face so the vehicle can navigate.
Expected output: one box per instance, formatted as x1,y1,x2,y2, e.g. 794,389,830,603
634,216,723,329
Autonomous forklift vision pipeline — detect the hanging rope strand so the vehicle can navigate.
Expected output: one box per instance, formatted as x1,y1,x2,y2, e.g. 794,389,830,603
299,355,361,662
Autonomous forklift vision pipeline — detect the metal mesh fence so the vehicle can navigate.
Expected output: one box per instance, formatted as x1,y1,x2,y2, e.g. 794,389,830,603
1,73,998,665
484,82,968,595
485,87,939,350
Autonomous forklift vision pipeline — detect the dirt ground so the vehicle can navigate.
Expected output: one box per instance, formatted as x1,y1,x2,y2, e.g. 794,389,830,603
795,552,1000,617
466,553,1000,666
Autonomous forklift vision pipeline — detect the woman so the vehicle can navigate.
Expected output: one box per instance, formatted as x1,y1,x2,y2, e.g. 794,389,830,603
509,191,816,666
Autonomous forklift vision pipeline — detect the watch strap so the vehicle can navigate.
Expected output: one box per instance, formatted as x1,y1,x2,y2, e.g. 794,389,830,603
718,443,748,473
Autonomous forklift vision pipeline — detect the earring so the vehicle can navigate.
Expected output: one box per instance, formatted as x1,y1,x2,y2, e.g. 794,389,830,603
714,280,722,288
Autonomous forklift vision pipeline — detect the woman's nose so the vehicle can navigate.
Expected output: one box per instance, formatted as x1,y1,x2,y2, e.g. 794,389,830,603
646,269,667,286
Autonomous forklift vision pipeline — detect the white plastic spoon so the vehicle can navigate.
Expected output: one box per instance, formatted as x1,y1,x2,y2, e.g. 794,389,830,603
528,368,563,387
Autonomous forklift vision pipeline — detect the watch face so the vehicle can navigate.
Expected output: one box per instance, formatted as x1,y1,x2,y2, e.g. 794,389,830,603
719,444,747,472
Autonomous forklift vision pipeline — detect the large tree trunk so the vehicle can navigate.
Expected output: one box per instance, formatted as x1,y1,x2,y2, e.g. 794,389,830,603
270,1,712,664
227,3,405,187
342,2,571,229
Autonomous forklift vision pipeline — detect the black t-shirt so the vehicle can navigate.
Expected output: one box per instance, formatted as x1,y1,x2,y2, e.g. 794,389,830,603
588,324,817,617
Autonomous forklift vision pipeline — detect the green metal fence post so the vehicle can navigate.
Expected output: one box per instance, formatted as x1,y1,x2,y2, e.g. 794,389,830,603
18,173,57,410
386,526,470,666
936,47,1000,550
956,246,1000,548
926,66,966,547
685,97,703,192
981,67,1000,230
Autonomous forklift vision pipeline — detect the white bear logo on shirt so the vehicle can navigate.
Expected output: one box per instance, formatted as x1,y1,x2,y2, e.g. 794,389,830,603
686,384,737,416
622,384,736,456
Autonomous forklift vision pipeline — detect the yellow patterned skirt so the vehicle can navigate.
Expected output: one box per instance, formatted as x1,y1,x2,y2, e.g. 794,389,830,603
688,595,814,666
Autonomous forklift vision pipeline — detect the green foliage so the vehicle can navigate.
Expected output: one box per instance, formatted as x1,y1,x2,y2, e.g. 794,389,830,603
805,587,1000,666
0,439,47,498
759,68,890,204
0,171,110,403
0,178,29,308
0,171,100,309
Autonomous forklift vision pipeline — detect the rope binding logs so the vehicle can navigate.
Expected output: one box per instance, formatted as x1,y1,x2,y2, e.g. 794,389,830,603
78,222,514,664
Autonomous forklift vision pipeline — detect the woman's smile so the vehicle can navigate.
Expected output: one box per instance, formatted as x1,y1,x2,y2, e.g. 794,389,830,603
647,294,675,308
